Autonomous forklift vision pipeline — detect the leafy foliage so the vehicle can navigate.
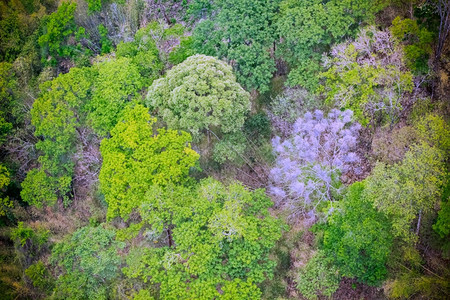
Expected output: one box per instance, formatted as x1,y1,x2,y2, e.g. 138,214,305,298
320,27,414,125
0,164,13,217
87,57,144,136
270,109,361,220
11,222,49,269
415,113,450,153
191,0,278,92
391,16,433,74
147,54,250,137
296,251,340,300
25,260,54,293
86,0,102,13
115,22,164,85
434,199,450,239
20,168,58,208
147,54,250,163
322,182,393,285
25,66,96,207
38,1,78,63
276,0,383,89
98,24,112,54
168,35,195,65
122,178,284,299
99,104,199,220
364,142,446,244
51,225,124,300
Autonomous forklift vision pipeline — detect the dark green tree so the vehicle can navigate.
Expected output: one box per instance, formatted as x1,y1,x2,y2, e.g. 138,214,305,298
322,182,393,285
191,0,279,92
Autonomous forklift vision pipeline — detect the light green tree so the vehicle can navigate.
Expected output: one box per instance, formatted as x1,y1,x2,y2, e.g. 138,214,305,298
87,57,145,136
147,54,250,137
147,54,251,163
99,104,199,220
24,66,96,207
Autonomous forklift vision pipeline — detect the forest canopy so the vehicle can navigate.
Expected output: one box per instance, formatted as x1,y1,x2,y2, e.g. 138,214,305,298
0,0,449,299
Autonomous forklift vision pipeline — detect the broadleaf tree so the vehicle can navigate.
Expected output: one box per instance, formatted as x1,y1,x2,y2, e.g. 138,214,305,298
146,54,251,163
191,0,279,92
99,104,199,220
122,178,284,299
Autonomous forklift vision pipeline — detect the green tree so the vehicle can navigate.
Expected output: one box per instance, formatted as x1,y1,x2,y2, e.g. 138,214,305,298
87,57,144,136
434,198,450,239
11,222,49,268
415,113,450,153
296,251,340,300
99,104,199,220
38,1,78,64
391,16,434,74
0,62,16,141
0,164,13,217
276,0,383,90
51,225,125,300
25,260,54,294
147,54,250,163
26,66,96,207
322,182,393,285
98,24,112,54
147,54,250,137
122,178,284,299
191,0,279,92
115,22,164,85
20,168,58,208
364,142,447,244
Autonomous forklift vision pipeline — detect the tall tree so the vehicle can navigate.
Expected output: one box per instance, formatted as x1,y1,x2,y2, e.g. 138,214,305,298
99,104,199,220
146,54,251,163
364,142,446,244
276,0,383,90
123,178,284,299
191,0,279,92
322,182,393,285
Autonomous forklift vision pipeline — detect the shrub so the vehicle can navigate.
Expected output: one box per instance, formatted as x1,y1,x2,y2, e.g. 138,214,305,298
296,251,340,300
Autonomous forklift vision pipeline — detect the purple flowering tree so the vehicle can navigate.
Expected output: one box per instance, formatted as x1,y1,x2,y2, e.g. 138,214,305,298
269,109,361,222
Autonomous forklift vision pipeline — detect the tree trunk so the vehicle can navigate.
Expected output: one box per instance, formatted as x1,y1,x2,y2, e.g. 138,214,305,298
416,209,422,236
167,227,173,248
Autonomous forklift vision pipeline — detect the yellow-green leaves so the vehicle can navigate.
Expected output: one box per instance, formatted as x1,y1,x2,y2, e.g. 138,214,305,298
87,57,145,136
99,104,199,220
20,168,57,208
0,164,12,216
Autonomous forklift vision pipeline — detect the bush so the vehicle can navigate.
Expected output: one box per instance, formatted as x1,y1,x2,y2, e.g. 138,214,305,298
296,251,340,300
